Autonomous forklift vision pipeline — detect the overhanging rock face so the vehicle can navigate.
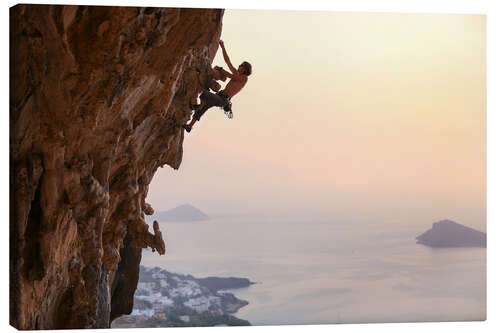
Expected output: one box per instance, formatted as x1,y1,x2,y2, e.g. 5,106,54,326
10,5,224,329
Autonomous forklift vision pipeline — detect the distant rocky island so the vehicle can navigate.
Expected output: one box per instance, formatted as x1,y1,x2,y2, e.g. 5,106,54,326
112,266,254,328
416,219,486,248
147,204,210,222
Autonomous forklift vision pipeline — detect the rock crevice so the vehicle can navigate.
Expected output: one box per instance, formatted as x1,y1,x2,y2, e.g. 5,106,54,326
10,4,224,329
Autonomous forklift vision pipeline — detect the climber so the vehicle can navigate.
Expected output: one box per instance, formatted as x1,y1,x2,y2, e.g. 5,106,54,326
182,40,252,133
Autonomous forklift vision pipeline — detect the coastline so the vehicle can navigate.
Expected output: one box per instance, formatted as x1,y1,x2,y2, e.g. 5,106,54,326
112,266,253,327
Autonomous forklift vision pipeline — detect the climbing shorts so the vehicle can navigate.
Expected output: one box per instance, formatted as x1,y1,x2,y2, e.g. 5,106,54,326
192,91,231,121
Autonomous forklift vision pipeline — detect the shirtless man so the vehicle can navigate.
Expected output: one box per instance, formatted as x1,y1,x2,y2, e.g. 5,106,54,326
182,40,252,133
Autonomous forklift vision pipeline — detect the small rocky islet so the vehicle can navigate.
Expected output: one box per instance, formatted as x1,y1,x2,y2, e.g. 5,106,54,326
416,219,486,248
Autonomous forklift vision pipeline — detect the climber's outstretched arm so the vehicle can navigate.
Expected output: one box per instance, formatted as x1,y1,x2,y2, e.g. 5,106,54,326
219,40,237,74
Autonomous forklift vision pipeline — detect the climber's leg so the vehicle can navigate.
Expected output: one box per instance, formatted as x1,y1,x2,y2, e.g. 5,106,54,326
183,91,226,133
190,98,205,111
190,99,207,111
182,122,194,133
183,104,209,132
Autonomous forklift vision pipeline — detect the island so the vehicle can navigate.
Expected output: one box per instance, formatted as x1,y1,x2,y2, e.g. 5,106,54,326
147,204,210,222
416,219,486,248
111,266,254,327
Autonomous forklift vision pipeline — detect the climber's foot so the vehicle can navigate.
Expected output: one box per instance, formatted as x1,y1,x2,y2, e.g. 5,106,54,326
189,103,200,110
182,124,191,133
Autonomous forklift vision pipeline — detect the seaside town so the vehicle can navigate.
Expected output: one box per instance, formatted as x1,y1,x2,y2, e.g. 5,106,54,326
112,266,253,327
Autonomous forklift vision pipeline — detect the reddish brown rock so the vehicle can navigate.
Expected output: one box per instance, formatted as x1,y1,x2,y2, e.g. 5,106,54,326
10,4,224,329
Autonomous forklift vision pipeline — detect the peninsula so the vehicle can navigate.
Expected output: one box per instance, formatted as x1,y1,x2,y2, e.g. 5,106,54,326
112,266,253,327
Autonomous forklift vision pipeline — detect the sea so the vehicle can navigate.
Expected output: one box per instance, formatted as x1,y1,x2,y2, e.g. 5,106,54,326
140,216,486,325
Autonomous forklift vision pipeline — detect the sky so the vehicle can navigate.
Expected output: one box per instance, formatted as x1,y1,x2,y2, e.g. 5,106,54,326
147,9,486,230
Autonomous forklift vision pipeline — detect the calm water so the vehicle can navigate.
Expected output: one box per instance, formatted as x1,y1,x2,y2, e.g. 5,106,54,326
141,216,486,325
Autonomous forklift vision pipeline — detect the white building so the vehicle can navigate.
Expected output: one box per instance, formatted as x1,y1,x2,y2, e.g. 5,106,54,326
153,301,163,314
179,315,190,323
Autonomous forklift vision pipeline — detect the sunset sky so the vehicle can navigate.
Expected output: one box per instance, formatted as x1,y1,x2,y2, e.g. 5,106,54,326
148,9,486,229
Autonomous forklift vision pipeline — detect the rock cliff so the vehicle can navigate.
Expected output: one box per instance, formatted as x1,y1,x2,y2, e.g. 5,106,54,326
10,4,224,329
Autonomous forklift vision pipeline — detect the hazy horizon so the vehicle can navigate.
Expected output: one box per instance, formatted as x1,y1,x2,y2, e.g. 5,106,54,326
147,10,486,231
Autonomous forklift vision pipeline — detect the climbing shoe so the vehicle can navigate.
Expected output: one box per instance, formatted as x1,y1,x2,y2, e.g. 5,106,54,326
182,124,191,133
